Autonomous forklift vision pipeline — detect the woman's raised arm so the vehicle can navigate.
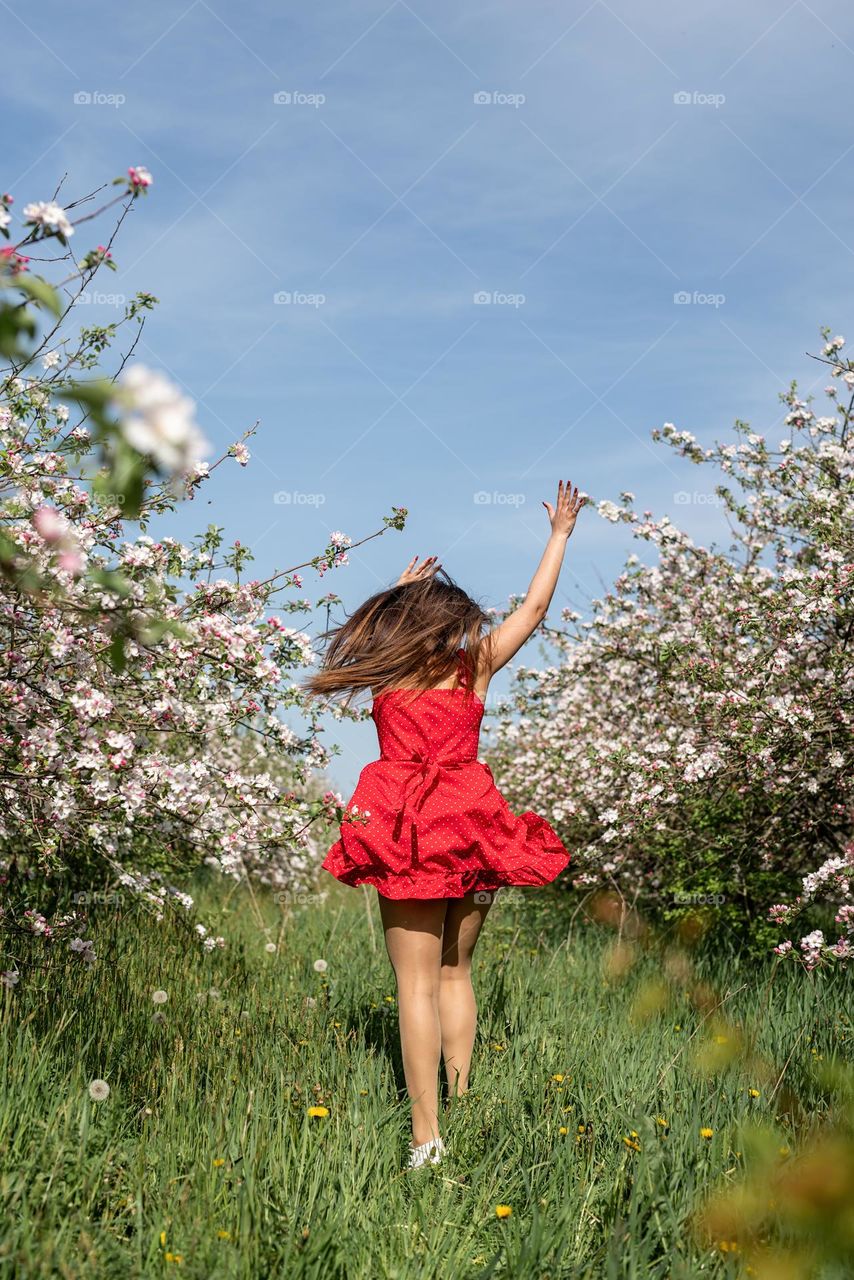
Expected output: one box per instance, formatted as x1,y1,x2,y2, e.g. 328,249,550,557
484,479,585,677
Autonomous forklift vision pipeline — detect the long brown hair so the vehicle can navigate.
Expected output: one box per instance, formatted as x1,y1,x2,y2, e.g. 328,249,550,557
302,569,493,707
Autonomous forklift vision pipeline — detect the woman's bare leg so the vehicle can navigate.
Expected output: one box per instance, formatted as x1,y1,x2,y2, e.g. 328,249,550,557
439,891,494,1096
377,894,448,1147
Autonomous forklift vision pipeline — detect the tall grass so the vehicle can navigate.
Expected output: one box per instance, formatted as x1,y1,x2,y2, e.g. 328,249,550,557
1,879,851,1278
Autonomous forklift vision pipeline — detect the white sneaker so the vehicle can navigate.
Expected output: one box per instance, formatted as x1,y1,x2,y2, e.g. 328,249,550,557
406,1136,446,1170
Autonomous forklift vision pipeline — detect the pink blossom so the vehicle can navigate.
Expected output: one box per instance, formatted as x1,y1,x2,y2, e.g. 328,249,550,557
127,166,153,190
32,506,67,544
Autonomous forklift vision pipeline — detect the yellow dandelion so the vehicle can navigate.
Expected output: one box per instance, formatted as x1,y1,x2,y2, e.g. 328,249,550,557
495,1204,512,1218
217,1230,231,1240
700,1127,714,1139
359,1089,369,1096
307,1105,329,1118
160,1231,167,1247
492,1043,505,1051
164,1252,183,1264
558,1126,568,1135
212,1158,225,1168
551,1073,565,1083
623,1135,641,1152
656,1116,668,1127
748,1088,760,1098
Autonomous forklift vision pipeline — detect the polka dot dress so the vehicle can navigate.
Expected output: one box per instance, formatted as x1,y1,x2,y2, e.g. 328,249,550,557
322,649,571,900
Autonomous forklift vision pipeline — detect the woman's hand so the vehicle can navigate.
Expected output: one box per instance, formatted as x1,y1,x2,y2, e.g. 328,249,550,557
543,479,585,538
396,554,442,586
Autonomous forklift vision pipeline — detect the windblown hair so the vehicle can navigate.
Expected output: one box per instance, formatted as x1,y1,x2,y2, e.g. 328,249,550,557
303,570,493,708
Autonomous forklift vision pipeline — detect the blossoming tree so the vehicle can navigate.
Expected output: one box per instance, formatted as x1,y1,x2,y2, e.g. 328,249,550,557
0,170,405,979
488,335,853,967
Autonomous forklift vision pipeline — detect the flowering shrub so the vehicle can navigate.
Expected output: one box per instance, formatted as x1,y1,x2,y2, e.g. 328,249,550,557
488,330,853,965
0,170,406,974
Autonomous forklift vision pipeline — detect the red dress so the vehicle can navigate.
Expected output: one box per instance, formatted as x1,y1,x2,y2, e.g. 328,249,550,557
321,650,570,899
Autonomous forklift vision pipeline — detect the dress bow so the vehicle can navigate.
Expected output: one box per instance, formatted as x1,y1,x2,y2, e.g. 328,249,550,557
391,753,466,848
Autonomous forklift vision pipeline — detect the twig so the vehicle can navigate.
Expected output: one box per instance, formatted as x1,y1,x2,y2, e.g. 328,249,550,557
362,884,377,953
768,1023,810,1106
655,982,749,1089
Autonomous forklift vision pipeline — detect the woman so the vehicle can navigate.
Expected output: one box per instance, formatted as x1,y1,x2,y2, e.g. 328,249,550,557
304,480,585,1168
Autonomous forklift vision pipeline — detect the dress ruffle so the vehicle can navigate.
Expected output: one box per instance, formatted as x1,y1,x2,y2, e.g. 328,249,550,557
322,758,570,900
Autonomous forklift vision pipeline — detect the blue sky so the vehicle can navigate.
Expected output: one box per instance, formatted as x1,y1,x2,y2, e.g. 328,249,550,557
5,0,853,790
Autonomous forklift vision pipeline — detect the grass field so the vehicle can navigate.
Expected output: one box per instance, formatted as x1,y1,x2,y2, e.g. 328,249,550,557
1,878,852,1279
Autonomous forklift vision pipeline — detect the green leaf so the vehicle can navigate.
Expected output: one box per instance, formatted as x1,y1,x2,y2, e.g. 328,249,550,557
138,617,191,646
108,633,127,673
89,568,133,598
63,377,115,411
93,438,146,519
14,273,62,317
0,302,36,357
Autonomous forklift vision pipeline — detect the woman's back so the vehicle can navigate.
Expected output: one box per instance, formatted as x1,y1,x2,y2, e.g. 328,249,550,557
372,650,484,765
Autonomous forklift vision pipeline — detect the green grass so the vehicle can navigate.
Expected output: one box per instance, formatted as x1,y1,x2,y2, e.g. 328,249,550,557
1,879,852,1279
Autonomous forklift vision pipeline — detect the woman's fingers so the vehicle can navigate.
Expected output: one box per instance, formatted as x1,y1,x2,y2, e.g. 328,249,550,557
562,481,582,512
544,479,586,525
411,555,440,579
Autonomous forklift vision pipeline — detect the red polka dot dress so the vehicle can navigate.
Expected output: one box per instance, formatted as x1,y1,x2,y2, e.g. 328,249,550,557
322,650,571,899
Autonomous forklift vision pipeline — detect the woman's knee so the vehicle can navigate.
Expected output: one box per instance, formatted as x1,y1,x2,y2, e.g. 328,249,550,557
395,969,442,1000
439,958,472,984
